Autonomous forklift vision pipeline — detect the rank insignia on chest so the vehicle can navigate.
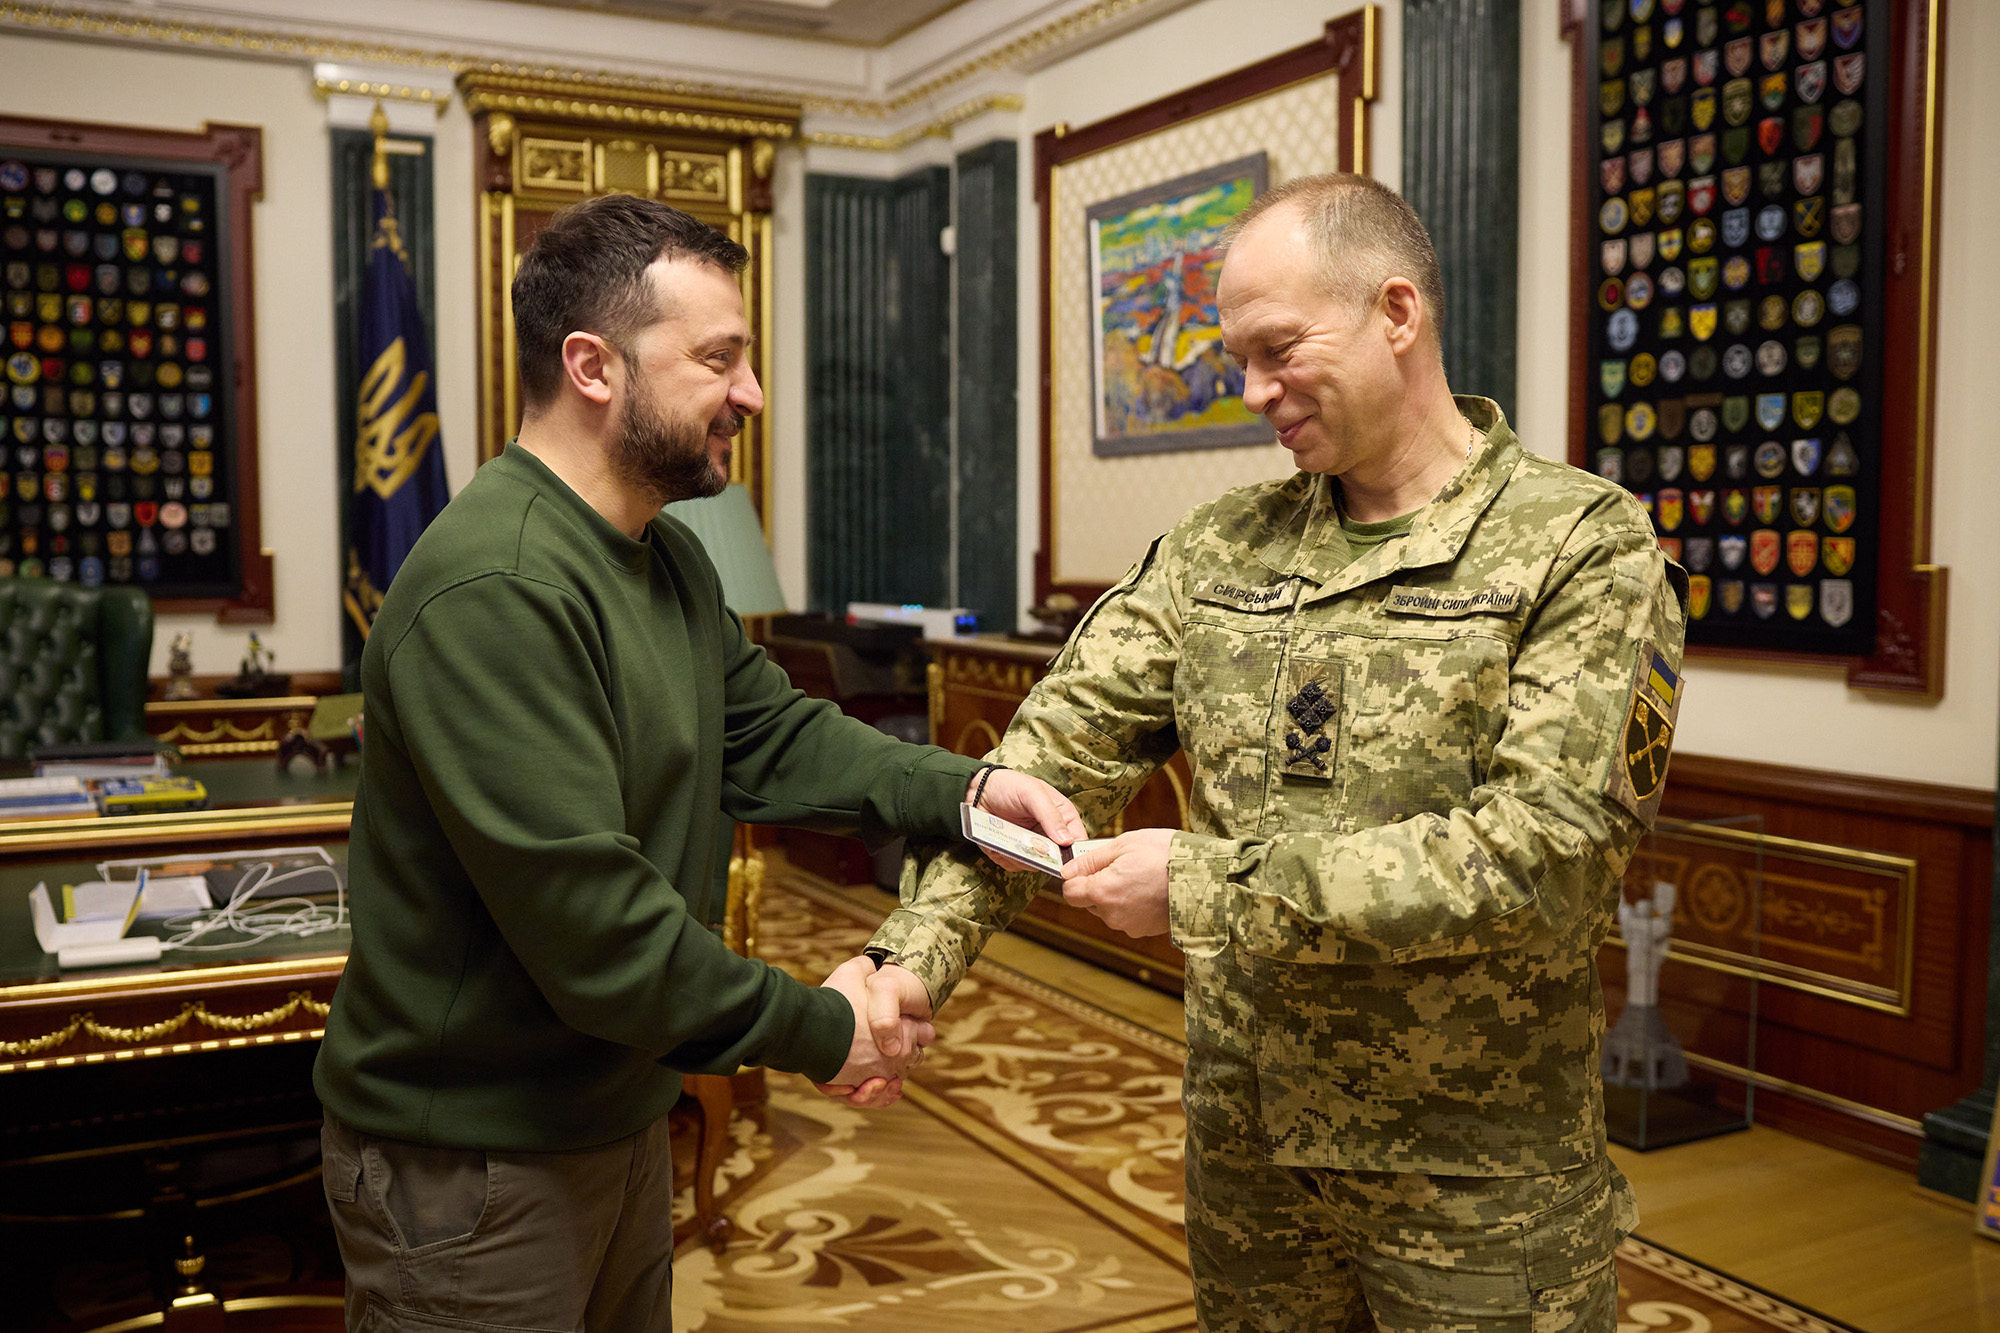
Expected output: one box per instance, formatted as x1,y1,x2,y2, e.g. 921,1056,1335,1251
1280,668,1341,781
1607,646,1682,824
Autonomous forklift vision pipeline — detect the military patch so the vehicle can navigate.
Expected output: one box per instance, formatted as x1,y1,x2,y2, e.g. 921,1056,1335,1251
1787,529,1820,576
1279,665,1339,782
1824,484,1856,532
1193,577,1298,614
1751,527,1781,574
1382,585,1525,618
1720,579,1746,614
1823,536,1856,576
1688,574,1712,617
1787,584,1815,620
1720,533,1747,568
1606,645,1682,826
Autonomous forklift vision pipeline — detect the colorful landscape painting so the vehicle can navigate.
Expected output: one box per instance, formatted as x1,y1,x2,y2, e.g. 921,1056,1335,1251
1087,153,1270,456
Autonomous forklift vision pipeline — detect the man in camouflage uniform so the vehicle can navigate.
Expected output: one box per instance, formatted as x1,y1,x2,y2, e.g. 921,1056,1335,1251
862,175,1689,1330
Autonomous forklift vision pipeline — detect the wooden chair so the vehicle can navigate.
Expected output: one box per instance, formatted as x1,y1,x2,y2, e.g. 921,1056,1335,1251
675,823,769,1253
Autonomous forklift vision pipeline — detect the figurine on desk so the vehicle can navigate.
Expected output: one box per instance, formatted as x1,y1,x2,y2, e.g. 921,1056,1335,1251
162,632,198,701
216,632,292,699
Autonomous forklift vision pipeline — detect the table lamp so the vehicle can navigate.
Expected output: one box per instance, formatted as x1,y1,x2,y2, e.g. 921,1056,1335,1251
663,483,788,619
661,482,787,958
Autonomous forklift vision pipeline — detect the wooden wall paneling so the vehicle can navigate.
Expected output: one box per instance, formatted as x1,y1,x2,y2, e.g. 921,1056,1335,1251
1624,755,1994,1169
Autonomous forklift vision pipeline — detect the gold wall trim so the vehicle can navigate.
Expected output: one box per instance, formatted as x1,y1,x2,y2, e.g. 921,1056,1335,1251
461,89,799,141
0,802,350,854
1625,818,1921,1017
805,93,1025,151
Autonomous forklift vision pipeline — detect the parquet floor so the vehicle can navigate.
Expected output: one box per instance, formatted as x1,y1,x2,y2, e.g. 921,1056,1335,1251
856,885,2000,1333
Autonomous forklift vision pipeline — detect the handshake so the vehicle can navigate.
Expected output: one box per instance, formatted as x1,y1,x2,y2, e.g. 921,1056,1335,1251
809,766,1178,1107
812,954,938,1108
812,765,1146,1109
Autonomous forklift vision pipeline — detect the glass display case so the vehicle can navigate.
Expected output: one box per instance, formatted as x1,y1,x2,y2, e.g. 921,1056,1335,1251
1602,813,1763,1150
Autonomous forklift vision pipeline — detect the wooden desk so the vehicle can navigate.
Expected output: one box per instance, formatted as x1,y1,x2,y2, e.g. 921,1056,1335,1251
0,804,353,1327
926,636,1190,994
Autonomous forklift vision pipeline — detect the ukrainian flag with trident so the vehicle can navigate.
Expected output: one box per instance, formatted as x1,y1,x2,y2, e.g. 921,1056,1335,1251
344,101,448,643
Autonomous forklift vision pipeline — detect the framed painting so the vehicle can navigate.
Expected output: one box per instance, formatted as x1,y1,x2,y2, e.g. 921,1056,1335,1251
1035,7,1381,605
1086,153,1268,456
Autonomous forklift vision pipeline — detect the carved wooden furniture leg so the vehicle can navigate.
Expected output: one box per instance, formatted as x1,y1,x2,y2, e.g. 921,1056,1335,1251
681,1072,736,1252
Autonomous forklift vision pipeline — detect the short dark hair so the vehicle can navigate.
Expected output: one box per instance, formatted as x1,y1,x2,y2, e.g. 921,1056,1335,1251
512,194,748,410
1223,174,1447,357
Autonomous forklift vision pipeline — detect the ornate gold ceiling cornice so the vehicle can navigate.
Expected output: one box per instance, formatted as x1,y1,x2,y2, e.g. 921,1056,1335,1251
458,71,800,139
805,92,1023,151
0,0,1163,130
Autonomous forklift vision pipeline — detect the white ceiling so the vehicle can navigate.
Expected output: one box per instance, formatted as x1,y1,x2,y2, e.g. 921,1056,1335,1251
503,0,973,46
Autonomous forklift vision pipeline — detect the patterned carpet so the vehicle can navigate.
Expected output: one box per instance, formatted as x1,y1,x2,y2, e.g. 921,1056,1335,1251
682,869,1865,1333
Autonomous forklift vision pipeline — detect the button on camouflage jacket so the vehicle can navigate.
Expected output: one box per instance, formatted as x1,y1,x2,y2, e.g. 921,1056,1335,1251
871,397,1690,1175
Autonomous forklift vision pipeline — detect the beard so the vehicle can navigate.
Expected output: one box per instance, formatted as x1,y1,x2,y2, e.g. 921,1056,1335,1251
610,376,739,505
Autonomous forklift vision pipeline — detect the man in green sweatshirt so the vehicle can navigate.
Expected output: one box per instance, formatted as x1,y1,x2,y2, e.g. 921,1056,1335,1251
313,194,1080,1333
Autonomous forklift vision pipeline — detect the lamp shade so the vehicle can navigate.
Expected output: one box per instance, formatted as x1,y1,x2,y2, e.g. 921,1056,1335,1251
663,484,789,616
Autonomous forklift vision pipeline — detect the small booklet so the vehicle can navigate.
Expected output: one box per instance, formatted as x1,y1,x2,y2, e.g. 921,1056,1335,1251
960,804,1112,876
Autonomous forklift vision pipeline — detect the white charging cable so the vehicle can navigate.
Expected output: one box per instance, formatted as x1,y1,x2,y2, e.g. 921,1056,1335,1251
157,860,347,952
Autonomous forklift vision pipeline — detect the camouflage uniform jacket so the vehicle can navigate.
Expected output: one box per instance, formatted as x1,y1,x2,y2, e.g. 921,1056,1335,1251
871,397,1690,1175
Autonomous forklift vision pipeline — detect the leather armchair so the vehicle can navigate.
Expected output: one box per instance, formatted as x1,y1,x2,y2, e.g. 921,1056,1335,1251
0,579,153,761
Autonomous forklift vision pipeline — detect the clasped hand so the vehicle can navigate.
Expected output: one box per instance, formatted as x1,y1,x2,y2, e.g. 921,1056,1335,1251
814,957,935,1108
814,769,1089,1109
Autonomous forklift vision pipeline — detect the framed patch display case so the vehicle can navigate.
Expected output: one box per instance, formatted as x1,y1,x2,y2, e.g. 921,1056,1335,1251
0,116,271,621
1563,0,1945,694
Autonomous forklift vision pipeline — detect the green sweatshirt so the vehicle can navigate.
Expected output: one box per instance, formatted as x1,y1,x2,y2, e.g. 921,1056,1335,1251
314,444,981,1151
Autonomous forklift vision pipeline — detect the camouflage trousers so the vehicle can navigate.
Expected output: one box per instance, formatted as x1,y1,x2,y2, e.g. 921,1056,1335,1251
1184,1110,1634,1332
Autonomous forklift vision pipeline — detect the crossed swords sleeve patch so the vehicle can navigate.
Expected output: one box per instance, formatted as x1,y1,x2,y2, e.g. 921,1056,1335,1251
1605,644,1682,827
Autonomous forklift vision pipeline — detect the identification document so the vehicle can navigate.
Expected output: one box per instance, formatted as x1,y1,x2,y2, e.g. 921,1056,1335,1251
961,803,1070,874
960,804,1113,876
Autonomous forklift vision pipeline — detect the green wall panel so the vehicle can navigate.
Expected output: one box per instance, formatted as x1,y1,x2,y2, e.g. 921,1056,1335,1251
1402,0,1520,421
806,168,952,613
953,140,1018,633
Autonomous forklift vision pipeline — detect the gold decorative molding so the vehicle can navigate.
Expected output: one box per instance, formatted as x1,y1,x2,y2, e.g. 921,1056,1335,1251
944,654,1040,697
312,74,449,110
0,0,1162,127
1617,819,1920,1016
808,0,1159,117
457,70,799,138
0,990,329,1064
805,92,1025,152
